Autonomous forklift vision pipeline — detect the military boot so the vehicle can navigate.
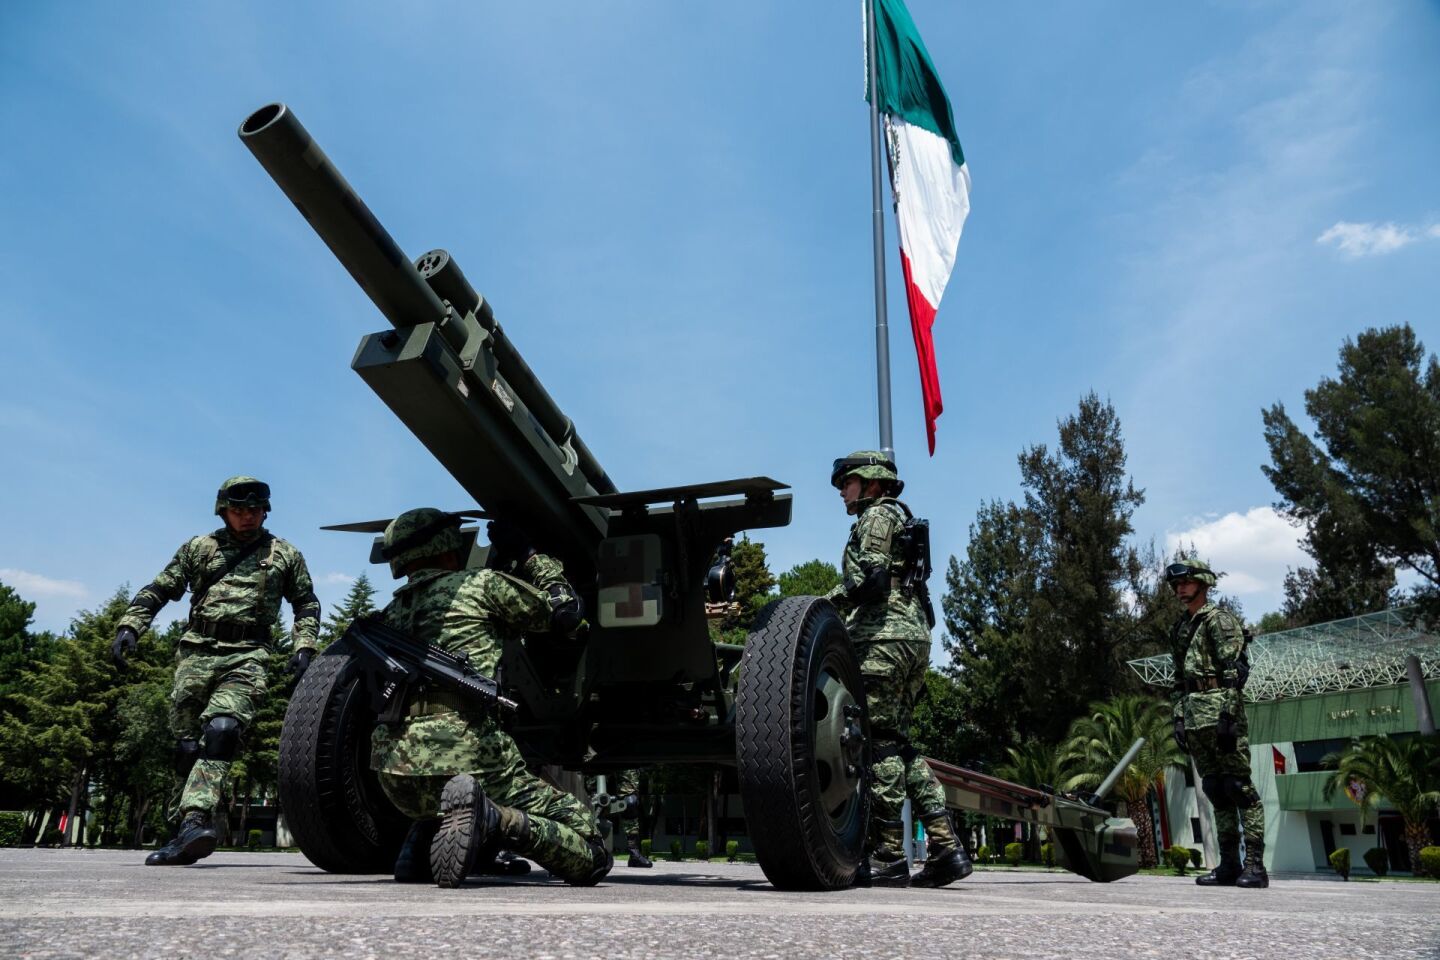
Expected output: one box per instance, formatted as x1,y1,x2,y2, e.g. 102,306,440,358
1236,856,1269,889
431,774,500,888
570,836,614,887
627,841,653,868
910,810,973,888
145,811,219,866
1195,851,1242,887
866,818,911,887
393,819,439,883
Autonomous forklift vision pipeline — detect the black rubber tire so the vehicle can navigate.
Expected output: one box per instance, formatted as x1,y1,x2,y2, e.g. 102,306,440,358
736,596,870,890
278,639,409,873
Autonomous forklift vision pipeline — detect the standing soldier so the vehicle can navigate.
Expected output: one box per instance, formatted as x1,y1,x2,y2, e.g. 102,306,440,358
113,476,320,866
370,509,611,888
827,452,971,888
1166,558,1267,889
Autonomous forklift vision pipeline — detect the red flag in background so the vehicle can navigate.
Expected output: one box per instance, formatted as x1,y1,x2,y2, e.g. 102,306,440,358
1272,746,1287,776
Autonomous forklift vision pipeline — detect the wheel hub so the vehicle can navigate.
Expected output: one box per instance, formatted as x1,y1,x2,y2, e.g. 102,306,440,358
813,667,865,823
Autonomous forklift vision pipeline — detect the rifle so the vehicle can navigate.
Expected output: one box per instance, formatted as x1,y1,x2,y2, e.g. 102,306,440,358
342,614,518,716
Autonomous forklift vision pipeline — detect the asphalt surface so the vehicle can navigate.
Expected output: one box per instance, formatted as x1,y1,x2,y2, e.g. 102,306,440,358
1,849,1437,960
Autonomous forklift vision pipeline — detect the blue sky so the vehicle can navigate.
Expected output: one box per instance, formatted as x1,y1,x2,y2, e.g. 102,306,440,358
2,1,1437,636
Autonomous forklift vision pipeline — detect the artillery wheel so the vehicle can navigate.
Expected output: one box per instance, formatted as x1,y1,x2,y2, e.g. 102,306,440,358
278,638,409,873
736,596,870,890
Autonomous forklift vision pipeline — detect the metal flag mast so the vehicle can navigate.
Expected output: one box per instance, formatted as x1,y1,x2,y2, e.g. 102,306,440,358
865,0,895,460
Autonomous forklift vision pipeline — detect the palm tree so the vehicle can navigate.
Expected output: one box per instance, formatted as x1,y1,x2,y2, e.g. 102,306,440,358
996,740,1068,859
1323,734,1440,873
1059,695,1184,869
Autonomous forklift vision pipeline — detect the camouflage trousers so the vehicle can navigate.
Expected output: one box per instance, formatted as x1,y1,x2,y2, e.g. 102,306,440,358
373,712,602,883
856,637,956,860
169,641,269,817
1188,725,1264,864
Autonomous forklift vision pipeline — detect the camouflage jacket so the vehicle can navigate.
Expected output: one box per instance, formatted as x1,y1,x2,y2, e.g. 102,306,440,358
1169,601,1246,730
826,499,928,644
370,555,562,777
119,527,320,651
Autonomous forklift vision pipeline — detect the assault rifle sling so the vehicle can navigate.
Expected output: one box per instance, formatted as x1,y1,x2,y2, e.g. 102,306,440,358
342,614,518,716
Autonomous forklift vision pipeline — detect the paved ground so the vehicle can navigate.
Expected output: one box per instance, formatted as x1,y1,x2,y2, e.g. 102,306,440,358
1,849,1436,959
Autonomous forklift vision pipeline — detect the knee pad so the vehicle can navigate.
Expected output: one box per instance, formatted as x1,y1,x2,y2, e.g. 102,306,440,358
201,716,242,761
174,738,201,776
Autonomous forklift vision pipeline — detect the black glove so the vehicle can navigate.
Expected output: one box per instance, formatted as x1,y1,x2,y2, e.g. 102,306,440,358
287,647,313,679
1172,717,1188,754
486,520,535,571
1216,711,1237,753
548,583,585,636
112,626,139,670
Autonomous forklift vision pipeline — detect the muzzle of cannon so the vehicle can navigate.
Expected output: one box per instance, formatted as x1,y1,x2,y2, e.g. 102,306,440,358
239,102,614,574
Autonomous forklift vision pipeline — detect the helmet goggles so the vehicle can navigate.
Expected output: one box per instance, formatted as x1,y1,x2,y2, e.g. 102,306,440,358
220,480,271,507
830,454,897,489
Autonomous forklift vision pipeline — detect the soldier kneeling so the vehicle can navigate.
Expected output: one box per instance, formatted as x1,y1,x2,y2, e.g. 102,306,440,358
370,509,609,888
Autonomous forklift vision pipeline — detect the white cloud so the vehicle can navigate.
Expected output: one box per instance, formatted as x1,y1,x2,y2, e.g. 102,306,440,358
1165,507,1308,607
1316,220,1436,257
0,568,86,599
321,572,357,587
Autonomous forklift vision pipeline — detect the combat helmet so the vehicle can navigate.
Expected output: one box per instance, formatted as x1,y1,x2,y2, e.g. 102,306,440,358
1165,558,1217,589
830,450,904,496
381,508,464,579
215,476,271,516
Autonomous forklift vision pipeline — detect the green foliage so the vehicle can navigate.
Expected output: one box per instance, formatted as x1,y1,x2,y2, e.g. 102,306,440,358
726,839,739,861
669,838,682,860
910,670,973,764
317,574,376,650
1253,612,1288,635
694,839,710,860
976,844,990,863
995,740,1065,792
1165,846,1191,875
246,829,262,850
41,828,62,847
777,560,841,599
1004,842,1023,866
1329,847,1351,880
1059,695,1183,869
1188,848,1202,869
639,838,651,857
0,811,23,846
732,536,776,618
1040,842,1054,867
1362,847,1389,877
1263,324,1436,622
0,581,57,709
940,395,1160,766
1419,847,1440,879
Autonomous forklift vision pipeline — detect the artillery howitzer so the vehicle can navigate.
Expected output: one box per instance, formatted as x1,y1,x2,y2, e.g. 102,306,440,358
239,103,1136,888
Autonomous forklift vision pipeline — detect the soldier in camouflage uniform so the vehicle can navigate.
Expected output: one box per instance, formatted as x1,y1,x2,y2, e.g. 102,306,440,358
370,509,611,888
1167,558,1268,889
826,452,971,889
113,476,320,866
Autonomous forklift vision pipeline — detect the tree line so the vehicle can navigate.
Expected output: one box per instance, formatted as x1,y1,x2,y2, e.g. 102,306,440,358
1,323,1435,861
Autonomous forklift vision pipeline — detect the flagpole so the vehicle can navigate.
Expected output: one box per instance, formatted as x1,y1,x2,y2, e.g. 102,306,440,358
866,0,895,460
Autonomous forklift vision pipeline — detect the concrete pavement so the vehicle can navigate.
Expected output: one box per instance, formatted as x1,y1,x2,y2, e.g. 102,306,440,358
1,849,1436,959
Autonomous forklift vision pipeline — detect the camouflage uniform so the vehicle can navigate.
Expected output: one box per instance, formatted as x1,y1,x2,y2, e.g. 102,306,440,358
1170,598,1264,877
371,551,604,884
827,452,964,887
120,523,319,817
829,498,955,865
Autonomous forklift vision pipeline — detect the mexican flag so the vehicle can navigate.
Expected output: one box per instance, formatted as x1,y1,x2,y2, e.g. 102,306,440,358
866,0,970,454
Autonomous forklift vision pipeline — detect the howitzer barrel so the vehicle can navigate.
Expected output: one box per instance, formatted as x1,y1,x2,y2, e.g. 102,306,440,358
239,103,448,331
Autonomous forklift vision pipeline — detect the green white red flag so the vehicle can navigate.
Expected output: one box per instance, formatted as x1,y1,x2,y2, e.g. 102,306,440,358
866,0,970,454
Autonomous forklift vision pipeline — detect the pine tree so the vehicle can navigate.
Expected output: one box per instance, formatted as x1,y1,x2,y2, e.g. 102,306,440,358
777,560,841,598
317,573,377,649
